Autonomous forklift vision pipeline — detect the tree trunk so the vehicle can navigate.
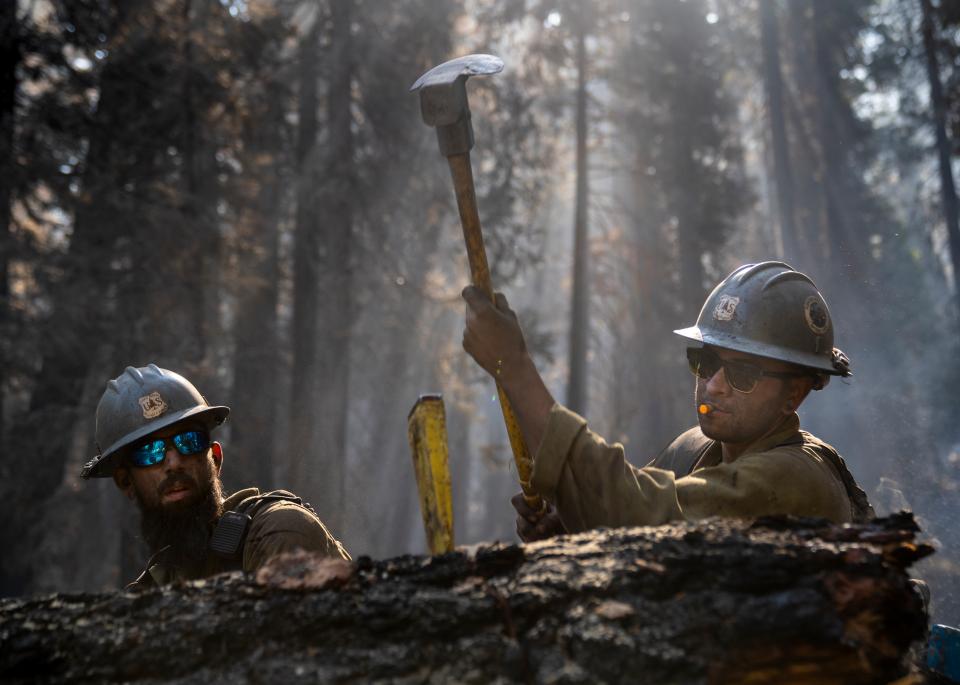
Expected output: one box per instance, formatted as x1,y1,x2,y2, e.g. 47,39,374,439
287,10,322,491
0,514,931,684
308,0,355,534
566,11,590,417
360,226,445,556
807,0,870,283
653,2,706,320
783,2,828,270
0,3,137,594
673,99,704,318
176,0,220,386
920,0,960,320
811,0,850,271
447,393,473,547
759,0,797,261
0,2,19,451
228,95,283,492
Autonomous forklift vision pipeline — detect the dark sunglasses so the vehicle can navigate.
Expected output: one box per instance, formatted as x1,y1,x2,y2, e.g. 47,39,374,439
686,347,809,394
128,429,210,468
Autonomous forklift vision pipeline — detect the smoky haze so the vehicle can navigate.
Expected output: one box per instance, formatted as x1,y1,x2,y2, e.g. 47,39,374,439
1,0,958,628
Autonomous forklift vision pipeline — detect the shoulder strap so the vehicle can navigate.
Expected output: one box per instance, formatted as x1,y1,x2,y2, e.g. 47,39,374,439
235,490,317,519
126,545,172,591
684,440,716,476
209,490,319,569
795,432,876,523
650,427,717,478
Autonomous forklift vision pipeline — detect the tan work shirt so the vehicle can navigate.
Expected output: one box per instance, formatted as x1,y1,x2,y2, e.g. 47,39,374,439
230,488,351,570
131,488,350,588
532,404,866,534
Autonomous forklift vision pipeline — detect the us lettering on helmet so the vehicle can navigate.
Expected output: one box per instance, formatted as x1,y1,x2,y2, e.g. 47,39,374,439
713,296,739,322
138,392,168,419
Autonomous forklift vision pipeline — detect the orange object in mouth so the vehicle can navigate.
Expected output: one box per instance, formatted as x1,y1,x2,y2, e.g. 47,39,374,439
698,403,711,415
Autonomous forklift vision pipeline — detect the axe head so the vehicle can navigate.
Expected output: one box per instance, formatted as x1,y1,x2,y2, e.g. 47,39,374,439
410,54,504,156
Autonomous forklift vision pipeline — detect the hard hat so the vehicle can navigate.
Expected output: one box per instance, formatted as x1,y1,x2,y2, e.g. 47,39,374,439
674,261,851,379
81,364,229,479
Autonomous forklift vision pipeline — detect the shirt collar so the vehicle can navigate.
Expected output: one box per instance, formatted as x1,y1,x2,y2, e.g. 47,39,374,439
737,412,802,458
221,487,260,511
698,413,803,468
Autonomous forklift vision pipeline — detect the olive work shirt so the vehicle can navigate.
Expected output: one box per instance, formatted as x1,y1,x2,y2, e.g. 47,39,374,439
129,488,351,589
531,404,873,534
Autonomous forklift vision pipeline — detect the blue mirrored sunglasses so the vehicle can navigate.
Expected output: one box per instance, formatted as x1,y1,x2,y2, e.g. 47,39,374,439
128,430,211,468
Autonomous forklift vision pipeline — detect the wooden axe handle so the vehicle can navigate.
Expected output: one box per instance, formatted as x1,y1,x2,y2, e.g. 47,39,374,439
446,153,544,511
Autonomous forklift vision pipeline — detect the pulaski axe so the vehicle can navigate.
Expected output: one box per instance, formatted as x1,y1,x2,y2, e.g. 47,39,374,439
411,55,544,512
408,395,454,554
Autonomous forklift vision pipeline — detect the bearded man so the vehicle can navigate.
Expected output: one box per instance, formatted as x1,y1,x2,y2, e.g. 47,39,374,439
81,364,349,589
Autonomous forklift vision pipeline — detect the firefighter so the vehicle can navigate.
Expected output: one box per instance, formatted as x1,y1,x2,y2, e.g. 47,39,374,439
81,364,349,588
461,261,873,541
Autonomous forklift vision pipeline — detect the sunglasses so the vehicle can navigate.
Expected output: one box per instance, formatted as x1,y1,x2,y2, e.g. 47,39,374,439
128,429,211,468
686,347,809,394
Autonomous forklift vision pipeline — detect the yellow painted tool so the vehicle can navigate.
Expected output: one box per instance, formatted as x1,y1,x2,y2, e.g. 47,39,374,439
407,394,454,555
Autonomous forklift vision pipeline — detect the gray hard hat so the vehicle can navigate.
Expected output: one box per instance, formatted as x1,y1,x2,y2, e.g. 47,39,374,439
81,364,229,479
674,261,851,378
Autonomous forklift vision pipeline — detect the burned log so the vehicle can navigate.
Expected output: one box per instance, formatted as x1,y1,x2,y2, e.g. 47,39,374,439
0,514,932,684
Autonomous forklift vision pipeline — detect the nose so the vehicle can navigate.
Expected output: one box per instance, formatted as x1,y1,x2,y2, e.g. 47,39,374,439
162,446,185,471
704,366,730,395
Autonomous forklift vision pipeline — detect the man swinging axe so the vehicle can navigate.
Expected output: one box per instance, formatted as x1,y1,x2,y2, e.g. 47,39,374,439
413,59,871,543
462,261,876,541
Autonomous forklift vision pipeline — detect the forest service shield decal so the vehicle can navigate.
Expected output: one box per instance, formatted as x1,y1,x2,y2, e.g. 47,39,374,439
139,391,168,419
713,295,740,322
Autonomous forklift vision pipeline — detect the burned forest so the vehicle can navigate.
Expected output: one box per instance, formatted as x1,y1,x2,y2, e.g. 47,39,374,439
1,0,960,682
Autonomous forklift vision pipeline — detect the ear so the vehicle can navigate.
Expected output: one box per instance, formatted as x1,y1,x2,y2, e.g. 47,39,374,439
211,441,224,474
782,378,814,416
113,466,135,500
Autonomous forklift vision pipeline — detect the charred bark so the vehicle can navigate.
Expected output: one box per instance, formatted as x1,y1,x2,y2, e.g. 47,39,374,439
0,514,932,684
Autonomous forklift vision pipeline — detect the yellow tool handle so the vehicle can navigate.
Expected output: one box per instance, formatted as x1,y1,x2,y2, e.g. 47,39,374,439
446,153,544,511
408,395,455,555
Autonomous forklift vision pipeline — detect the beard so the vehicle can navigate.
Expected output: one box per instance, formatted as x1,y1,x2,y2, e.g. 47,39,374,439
136,459,224,580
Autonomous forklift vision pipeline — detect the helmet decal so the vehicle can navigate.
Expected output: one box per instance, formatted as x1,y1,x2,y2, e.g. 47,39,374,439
138,391,168,419
713,295,740,322
804,296,829,334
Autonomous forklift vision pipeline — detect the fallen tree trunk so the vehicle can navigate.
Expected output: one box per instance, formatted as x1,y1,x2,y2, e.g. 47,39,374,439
0,514,933,684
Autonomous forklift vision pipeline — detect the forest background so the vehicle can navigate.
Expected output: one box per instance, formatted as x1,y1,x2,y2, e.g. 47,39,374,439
2,0,960,627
